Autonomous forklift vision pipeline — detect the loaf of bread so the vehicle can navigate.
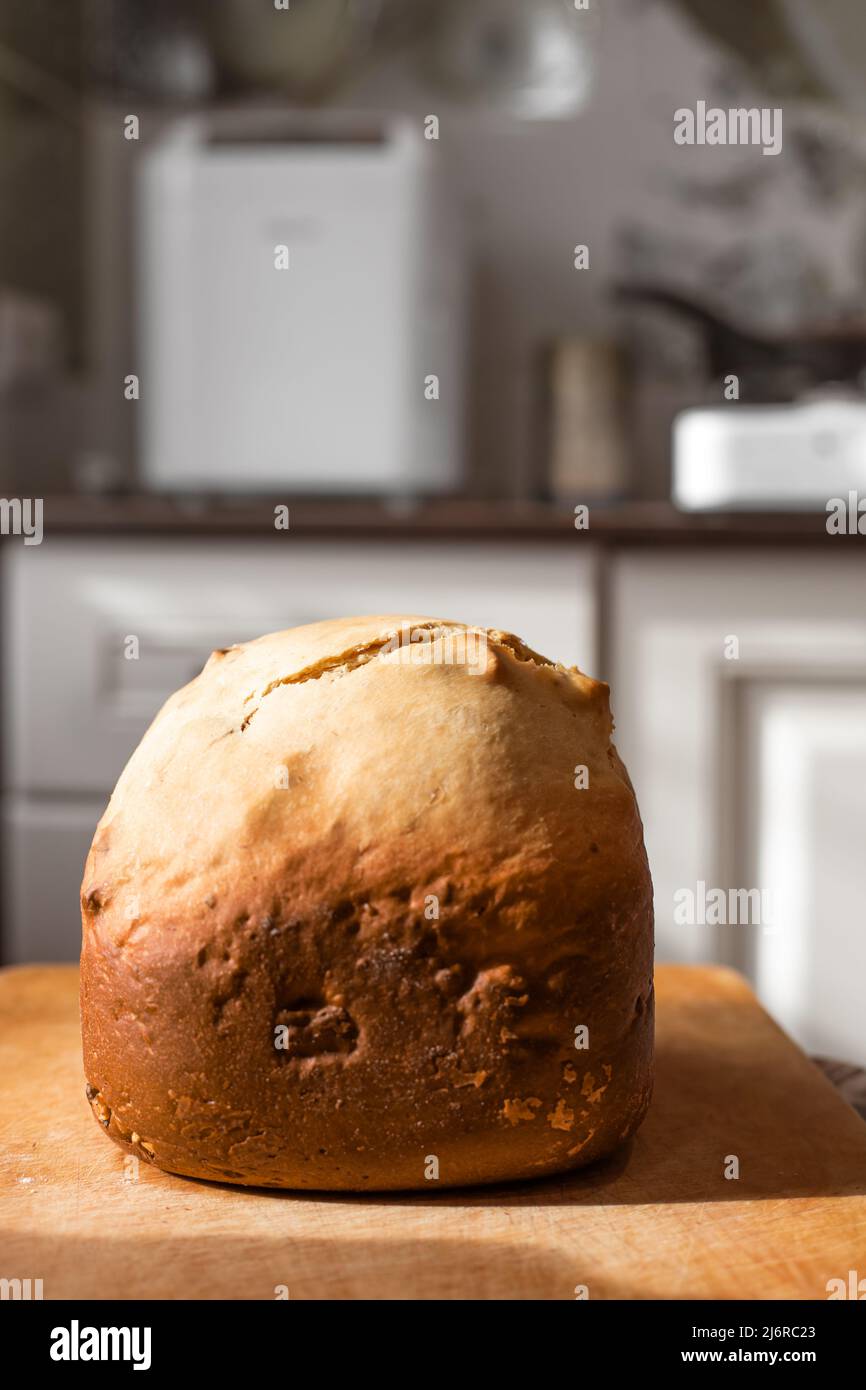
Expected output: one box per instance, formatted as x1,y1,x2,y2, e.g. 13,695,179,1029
80,615,653,1190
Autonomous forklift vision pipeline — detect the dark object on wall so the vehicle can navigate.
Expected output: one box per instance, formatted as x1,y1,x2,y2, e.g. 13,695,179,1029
615,283,866,398
669,0,822,101
674,0,866,115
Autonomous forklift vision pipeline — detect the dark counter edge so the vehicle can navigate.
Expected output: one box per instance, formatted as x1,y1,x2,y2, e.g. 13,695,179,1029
7,495,866,546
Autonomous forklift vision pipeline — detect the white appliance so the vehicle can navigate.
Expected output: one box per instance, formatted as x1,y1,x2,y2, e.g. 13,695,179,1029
673,399,866,509
137,113,465,493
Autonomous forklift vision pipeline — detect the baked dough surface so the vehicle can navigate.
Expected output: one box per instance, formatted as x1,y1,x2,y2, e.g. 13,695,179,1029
81,615,654,1189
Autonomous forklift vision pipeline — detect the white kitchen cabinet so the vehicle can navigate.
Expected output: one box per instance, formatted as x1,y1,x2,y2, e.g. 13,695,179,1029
742,681,866,1066
610,551,866,1064
2,797,106,964
2,537,596,961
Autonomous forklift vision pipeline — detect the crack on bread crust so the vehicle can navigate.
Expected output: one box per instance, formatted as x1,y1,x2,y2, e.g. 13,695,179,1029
487,631,558,669
235,623,578,732
238,622,484,730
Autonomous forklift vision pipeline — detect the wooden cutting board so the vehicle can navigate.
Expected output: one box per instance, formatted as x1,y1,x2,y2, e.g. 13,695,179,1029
1,963,864,1300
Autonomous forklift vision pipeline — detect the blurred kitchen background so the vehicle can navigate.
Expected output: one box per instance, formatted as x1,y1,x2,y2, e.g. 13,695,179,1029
1,1,865,1087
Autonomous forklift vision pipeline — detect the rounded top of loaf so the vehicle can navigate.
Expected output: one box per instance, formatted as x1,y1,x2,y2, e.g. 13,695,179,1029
82,615,645,951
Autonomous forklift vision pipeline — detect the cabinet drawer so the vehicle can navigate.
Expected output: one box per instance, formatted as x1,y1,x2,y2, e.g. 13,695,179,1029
3,539,595,794
2,797,104,963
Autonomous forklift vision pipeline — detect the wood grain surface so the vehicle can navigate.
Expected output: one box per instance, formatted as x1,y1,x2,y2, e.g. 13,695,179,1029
1,963,864,1301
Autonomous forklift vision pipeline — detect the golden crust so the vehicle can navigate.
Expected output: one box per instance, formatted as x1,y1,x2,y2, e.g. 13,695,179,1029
80,615,653,1190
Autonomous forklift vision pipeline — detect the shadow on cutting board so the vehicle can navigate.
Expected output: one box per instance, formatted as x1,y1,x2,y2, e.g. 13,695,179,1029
0,1231,586,1301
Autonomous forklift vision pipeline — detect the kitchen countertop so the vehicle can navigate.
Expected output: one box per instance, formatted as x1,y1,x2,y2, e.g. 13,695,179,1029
9,494,866,546
2,962,865,1300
